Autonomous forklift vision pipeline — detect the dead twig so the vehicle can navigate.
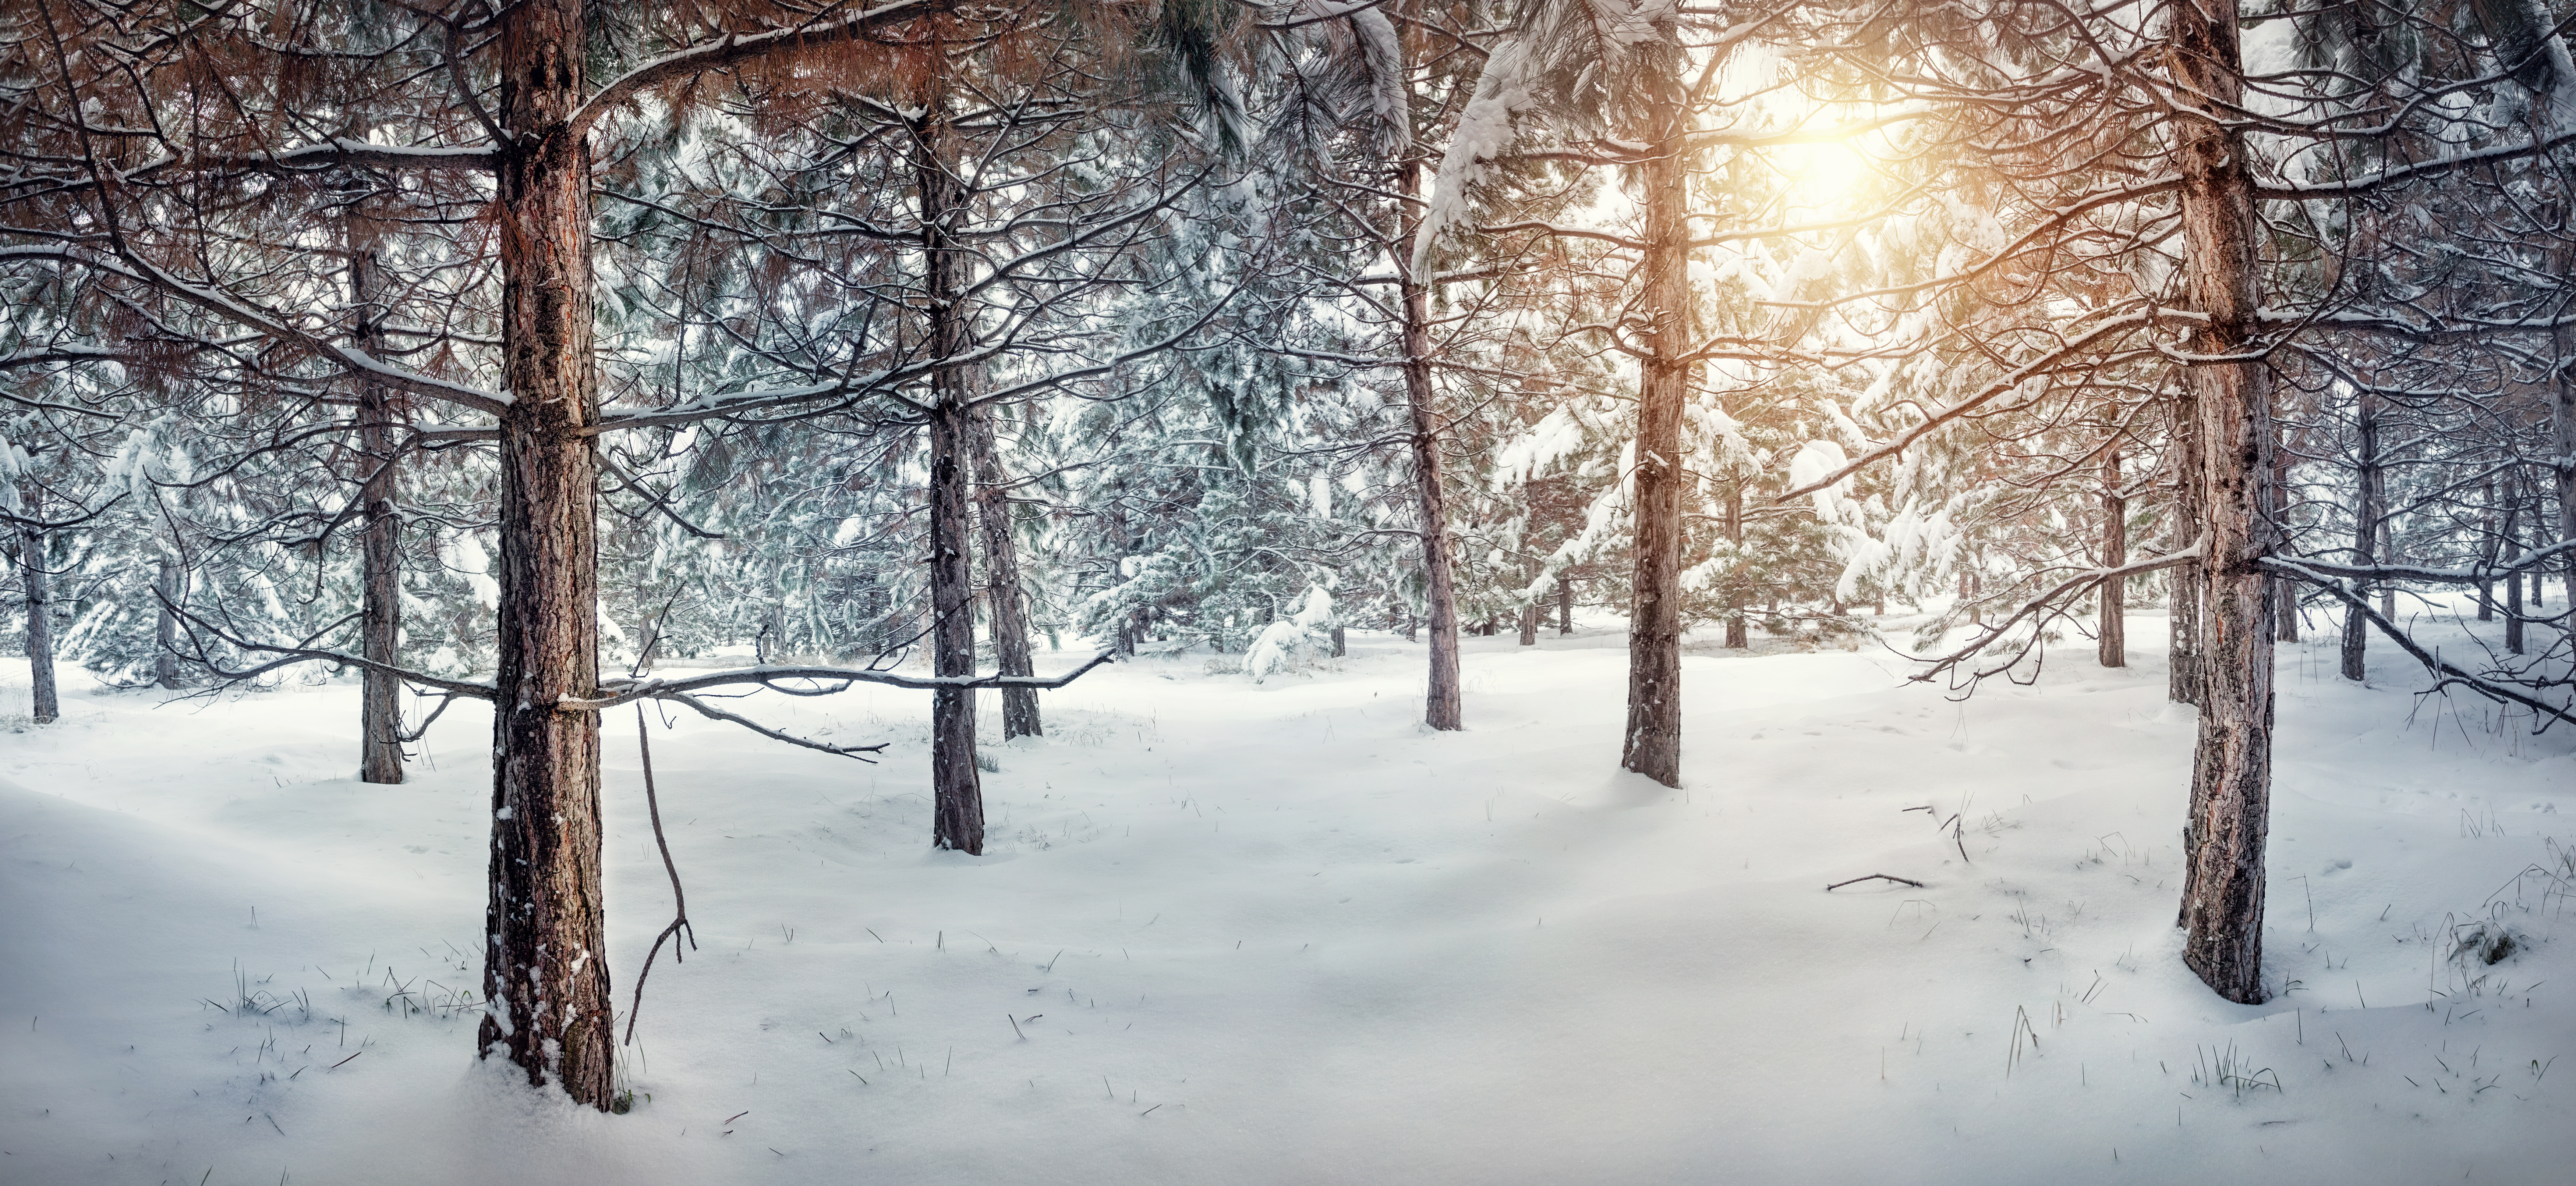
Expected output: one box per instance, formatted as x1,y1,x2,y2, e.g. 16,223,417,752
1826,873,1928,891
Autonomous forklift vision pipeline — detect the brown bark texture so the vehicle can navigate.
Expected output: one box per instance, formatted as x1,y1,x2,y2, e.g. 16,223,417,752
1620,69,1691,788
969,404,1041,738
918,100,984,853
2168,390,2205,705
475,0,615,1107
2098,450,2126,667
1398,156,1463,731
2170,0,2278,1005
353,238,406,784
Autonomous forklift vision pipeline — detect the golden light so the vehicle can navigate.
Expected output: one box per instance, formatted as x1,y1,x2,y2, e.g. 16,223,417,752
1772,138,1873,210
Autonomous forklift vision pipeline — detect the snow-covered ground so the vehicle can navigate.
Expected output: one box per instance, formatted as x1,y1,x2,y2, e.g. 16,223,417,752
2,612,2571,1185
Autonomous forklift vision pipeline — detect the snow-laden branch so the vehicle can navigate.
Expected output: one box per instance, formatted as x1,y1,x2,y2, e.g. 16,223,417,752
2254,124,2576,202
0,246,512,415
2273,541,2576,587
159,598,500,700
2265,559,2576,731
1908,537,2207,686
1775,310,2168,500
567,1,941,143
558,649,1120,711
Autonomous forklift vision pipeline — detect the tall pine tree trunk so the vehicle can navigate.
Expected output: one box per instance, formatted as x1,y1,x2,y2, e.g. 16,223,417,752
351,232,405,784
2504,482,2526,656
2477,478,2497,621
1723,485,1749,649
2339,393,2379,680
1518,565,1540,646
18,515,56,724
969,403,1040,738
2554,339,2573,609
2170,0,2279,1005
917,98,984,852
2271,437,2297,642
1620,59,1691,788
1397,156,1463,731
2168,388,2204,705
1558,579,1572,635
154,557,182,689
475,0,613,1107
2099,450,2126,667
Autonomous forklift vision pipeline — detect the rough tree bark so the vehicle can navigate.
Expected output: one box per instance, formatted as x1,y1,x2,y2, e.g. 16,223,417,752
2170,0,2279,1005
2504,479,2526,656
1398,155,1463,731
475,0,614,1107
2339,392,2379,680
351,228,405,784
2555,341,2574,608
2169,386,2204,705
968,404,1041,738
17,512,56,724
1558,578,1572,635
1620,61,1691,788
915,96,984,853
2099,449,2126,667
2477,478,2497,621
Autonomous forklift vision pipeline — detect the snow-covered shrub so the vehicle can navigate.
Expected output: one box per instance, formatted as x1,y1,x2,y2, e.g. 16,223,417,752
1243,585,1336,683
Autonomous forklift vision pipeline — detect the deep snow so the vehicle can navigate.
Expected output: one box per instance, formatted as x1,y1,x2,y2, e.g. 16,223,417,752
1,611,2571,1185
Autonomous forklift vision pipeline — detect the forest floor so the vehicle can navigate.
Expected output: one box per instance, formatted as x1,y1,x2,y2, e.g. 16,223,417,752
1,607,2571,1185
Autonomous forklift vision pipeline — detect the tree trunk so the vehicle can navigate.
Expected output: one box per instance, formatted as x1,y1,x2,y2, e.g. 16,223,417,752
2504,482,2526,656
2375,510,2395,619
18,516,56,724
2339,393,2379,681
1557,578,1572,635
1398,157,1463,731
1722,485,1749,649
154,557,182,689
1517,594,1539,646
917,98,985,853
2169,385,2205,706
968,404,1040,738
2556,353,2574,608
2170,0,2278,1005
2271,437,2297,643
1620,59,1691,788
2476,479,2497,620
475,0,614,1108
2099,450,2127,667
352,231,406,784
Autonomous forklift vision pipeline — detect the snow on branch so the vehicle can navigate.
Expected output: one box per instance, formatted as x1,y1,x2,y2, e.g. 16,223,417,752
1909,538,2207,688
567,1,943,143
158,598,500,700
1776,310,2169,501
2267,542,2576,588
559,650,1121,711
2261,560,2576,731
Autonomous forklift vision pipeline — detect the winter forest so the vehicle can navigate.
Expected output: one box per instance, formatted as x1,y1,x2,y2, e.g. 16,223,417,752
1,0,2572,1181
